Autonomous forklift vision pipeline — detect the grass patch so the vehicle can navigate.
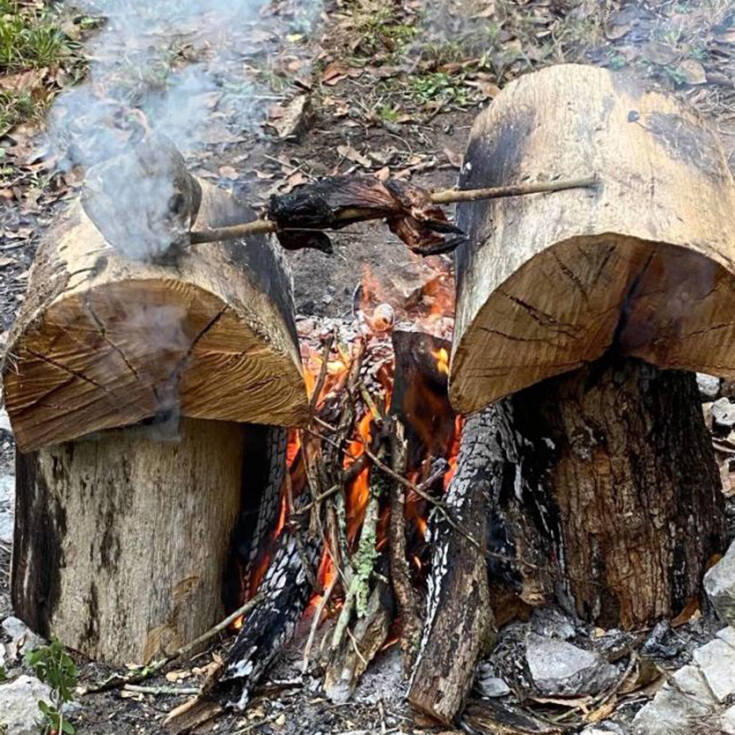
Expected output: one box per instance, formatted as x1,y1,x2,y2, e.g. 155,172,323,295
0,1,85,134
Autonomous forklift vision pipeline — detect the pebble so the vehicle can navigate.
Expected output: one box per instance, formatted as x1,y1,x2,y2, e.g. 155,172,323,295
697,373,722,401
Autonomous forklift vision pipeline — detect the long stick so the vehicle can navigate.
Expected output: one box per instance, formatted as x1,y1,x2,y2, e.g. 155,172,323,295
80,593,264,695
189,176,596,245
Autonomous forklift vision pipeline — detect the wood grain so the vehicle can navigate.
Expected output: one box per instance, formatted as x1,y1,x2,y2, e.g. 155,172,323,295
451,64,735,413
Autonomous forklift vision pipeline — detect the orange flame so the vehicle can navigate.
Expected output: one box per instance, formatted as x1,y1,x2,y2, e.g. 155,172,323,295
433,347,449,375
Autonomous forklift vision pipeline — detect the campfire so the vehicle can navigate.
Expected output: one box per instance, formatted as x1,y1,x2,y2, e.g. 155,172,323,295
5,60,735,735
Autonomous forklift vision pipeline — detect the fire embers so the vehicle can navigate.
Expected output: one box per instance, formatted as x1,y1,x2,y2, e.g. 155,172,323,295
81,134,202,264
267,176,464,255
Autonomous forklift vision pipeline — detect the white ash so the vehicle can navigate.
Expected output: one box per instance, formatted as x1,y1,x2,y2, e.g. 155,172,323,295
0,473,13,545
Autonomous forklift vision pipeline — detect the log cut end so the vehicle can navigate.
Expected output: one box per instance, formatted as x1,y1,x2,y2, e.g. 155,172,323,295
450,63,735,413
3,181,307,451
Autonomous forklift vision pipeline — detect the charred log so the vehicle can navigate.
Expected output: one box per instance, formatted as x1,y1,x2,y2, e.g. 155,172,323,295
408,409,496,724
486,356,726,629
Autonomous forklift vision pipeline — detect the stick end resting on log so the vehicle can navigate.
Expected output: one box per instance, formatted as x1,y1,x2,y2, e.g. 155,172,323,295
450,63,735,413
2,177,308,451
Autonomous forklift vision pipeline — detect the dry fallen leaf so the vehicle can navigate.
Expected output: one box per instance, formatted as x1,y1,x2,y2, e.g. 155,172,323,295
337,144,371,168
267,94,310,139
443,147,463,168
676,59,707,85
218,165,238,180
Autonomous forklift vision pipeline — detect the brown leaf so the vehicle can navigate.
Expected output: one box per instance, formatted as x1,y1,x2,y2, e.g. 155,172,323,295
676,59,707,85
641,41,678,66
443,147,463,168
218,165,238,180
268,94,310,139
337,144,371,168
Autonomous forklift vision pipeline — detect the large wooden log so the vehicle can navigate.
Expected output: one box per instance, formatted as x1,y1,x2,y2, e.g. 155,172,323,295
450,63,735,413
450,64,727,630
13,418,248,666
2,175,307,452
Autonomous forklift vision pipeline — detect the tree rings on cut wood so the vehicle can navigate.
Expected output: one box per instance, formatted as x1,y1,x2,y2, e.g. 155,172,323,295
2,180,307,452
450,63,735,413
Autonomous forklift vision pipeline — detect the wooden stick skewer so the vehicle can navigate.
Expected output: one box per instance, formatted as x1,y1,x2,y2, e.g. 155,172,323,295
189,175,597,245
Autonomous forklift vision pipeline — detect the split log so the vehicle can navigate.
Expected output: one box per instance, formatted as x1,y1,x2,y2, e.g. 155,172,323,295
6,162,306,665
13,418,248,665
450,63,735,412
450,64,727,629
3,171,307,452
408,409,496,724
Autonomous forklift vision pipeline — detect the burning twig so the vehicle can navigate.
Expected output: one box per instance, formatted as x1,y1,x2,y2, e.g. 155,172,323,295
387,418,421,674
189,175,598,256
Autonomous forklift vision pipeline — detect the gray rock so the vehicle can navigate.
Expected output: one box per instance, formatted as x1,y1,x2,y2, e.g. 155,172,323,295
0,473,12,545
717,625,735,649
476,675,510,698
525,633,618,696
1,617,44,661
721,705,735,735
692,637,735,703
697,373,722,401
529,605,576,640
712,397,735,433
632,665,717,735
704,541,735,626
0,675,52,735
0,407,10,435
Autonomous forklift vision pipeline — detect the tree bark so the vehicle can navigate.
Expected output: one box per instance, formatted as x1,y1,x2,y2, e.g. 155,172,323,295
3,177,306,452
12,418,249,666
485,355,726,629
450,64,735,414
408,409,495,724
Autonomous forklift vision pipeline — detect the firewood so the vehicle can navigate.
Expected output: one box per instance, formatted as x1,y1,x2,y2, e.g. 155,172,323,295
13,418,251,666
450,64,735,413
408,408,496,725
449,65,727,629
2,167,307,452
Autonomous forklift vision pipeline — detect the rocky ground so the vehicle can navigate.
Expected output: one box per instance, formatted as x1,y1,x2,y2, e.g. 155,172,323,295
4,0,735,732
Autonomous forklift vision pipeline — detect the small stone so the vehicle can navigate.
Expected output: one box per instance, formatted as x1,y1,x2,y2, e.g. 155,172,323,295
0,473,13,545
525,633,618,696
692,637,735,702
697,373,722,401
1,617,45,660
704,541,735,626
0,675,53,735
0,407,11,435
581,724,626,735
529,605,576,640
476,675,510,698
632,664,716,735
711,397,735,434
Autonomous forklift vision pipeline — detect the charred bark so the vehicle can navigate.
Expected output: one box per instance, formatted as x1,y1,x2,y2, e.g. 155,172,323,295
486,355,726,629
408,409,496,724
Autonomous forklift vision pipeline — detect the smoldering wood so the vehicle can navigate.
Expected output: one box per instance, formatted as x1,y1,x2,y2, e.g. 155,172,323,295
408,408,496,725
12,418,248,666
450,64,735,414
224,426,288,610
3,172,306,453
485,356,725,629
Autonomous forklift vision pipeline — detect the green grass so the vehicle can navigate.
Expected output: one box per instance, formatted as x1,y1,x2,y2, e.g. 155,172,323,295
0,1,84,134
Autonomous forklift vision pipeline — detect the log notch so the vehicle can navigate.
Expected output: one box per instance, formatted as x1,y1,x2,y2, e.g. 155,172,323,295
449,64,729,630
4,148,307,665
3,160,306,452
